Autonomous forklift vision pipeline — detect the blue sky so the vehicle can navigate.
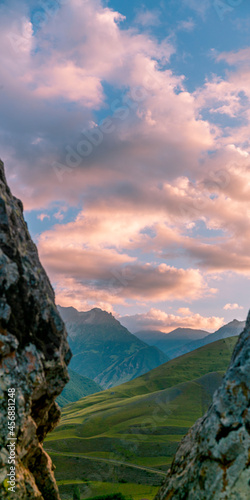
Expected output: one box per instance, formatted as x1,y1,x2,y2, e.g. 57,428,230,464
0,0,249,332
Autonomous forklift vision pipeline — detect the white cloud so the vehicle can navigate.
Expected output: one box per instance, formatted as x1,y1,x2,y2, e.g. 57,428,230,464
223,303,243,311
134,8,160,27
181,0,210,19
177,19,195,32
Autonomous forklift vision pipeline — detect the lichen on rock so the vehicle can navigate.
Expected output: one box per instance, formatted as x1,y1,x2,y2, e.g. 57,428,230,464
0,159,71,499
155,313,250,500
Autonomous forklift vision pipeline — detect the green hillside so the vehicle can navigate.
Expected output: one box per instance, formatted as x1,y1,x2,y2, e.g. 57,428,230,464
58,306,168,389
46,336,238,500
57,369,103,407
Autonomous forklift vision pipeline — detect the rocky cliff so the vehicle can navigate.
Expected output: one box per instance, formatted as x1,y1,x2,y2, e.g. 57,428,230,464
155,314,250,500
0,159,71,499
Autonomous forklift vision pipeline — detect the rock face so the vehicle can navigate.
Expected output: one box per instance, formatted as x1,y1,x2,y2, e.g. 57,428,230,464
0,159,71,499
155,314,250,500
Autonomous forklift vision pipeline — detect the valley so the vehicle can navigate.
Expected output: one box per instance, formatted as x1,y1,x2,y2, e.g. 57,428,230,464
58,306,168,389
45,336,238,499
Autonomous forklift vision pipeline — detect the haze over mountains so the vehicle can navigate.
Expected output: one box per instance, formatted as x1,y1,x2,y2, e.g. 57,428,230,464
135,320,245,359
58,306,168,389
58,305,245,392
134,328,209,357
167,319,245,359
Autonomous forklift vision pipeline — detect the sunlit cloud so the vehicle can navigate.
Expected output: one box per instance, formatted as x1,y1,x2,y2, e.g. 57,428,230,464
223,303,243,311
120,308,224,333
37,213,50,221
0,0,249,320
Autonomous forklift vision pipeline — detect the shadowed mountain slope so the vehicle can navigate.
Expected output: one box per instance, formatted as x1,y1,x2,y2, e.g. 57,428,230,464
58,306,168,389
134,327,209,356
168,319,245,359
56,368,102,407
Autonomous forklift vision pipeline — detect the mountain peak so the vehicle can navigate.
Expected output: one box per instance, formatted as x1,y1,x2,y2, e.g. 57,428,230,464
59,305,167,389
58,305,116,326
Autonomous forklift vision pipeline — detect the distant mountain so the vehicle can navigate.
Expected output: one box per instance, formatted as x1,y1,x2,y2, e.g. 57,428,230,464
56,368,102,407
134,327,209,356
58,306,168,389
169,319,245,359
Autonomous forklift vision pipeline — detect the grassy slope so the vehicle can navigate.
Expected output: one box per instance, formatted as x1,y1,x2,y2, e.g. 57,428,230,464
56,480,158,500
59,306,168,389
45,336,237,499
57,368,102,407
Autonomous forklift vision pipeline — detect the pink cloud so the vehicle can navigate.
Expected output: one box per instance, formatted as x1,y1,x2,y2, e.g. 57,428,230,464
33,65,104,107
37,213,50,221
0,0,216,211
223,303,243,311
120,308,224,333
216,48,250,66
1,3,250,315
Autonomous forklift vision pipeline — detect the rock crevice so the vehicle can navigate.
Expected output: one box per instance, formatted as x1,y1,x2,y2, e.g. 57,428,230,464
0,160,71,499
155,313,250,500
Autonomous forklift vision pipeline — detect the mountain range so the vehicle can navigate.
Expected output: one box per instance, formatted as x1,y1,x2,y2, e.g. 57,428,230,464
58,305,245,391
133,320,245,359
134,327,209,357
58,306,168,389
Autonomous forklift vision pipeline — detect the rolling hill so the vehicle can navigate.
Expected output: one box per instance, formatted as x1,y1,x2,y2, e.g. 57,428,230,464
56,368,102,407
45,336,238,500
58,306,168,389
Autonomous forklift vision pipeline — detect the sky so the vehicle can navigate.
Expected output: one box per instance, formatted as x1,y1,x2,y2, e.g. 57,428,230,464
0,0,249,333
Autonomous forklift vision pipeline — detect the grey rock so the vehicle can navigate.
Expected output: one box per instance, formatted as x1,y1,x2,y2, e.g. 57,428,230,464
0,159,71,499
155,313,250,500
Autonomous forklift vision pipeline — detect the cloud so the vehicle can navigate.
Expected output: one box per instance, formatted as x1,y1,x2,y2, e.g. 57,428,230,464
55,277,116,314
177,307,193,316
216,48,250,66
36,202,224,308
134,8,161,27
177,18,195,32
0,0,216,211
38,218,208,304
52,264,204,311
181,0,210,19
37,213,50,221
53,206,68,221
223,303,243,311
120,308,224,333
1,2,250,314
